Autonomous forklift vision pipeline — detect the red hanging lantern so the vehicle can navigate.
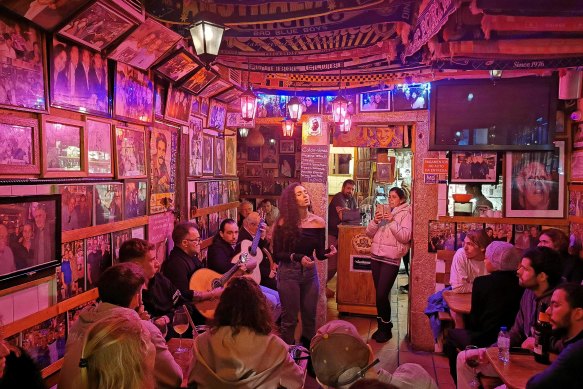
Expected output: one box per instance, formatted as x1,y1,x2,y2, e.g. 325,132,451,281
282,118,294,137
331,95,348,124
239,87,258,121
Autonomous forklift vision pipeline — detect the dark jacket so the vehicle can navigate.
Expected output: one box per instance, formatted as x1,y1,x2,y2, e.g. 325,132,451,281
0,347,45,389
161,247,202,302
327,192,359,238
207,236,240,274
466,271,524,346
238,227,277,290
142,272,185,323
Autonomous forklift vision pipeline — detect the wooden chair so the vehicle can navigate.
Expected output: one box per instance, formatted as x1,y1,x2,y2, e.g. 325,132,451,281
435,250,455,323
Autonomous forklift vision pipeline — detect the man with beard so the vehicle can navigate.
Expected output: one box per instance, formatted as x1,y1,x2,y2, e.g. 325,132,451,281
152,133,170,193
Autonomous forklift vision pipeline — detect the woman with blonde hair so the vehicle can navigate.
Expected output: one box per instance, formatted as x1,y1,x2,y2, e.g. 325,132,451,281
79,314,155,389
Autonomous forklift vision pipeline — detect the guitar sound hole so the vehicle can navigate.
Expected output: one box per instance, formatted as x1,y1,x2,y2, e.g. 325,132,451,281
211,279,222,289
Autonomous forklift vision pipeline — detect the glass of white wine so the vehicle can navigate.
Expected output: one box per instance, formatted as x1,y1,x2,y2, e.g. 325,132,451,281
173,307,189,353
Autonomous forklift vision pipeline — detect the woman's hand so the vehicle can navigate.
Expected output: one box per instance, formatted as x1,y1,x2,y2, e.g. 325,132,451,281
301,256,315,269
385,212,394,222
373,209,383,223
325,245,337,258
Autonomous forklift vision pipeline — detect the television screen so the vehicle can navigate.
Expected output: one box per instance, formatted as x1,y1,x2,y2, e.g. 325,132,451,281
429,76,558,151
0,195,62,283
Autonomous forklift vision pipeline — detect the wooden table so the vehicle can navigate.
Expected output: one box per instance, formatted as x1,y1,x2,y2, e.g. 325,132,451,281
443,290,472,314
485,347,552,389
168,338,195,388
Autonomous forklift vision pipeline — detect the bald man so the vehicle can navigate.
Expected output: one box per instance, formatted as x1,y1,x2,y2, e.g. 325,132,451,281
239,212,277,291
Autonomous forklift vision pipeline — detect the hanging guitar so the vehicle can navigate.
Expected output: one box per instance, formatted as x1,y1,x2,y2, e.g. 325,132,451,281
189,254,249,319
230,217,265,285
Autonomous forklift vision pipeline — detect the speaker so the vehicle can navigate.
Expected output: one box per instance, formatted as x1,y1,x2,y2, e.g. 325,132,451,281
559,69,582,100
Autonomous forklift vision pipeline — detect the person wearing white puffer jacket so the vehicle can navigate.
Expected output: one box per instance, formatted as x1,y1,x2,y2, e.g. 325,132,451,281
366,187,412,343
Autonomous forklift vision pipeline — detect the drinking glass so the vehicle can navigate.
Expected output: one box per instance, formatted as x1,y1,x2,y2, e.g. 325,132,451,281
465,345,480,389
173,307,189,353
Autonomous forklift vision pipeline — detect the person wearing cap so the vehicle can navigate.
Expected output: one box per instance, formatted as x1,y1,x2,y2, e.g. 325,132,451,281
310,320,438,389
444,241,524,381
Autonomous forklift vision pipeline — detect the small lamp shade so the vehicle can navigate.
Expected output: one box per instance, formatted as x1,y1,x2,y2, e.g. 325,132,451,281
189,14,225,65
238,127,249,138
282,118,294,137
338,114,352,134
239,87,257,121
331,95,348,124
246,127,265,147
287,96,304,122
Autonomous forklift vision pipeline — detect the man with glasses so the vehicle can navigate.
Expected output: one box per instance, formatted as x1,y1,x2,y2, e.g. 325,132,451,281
161,222,220,325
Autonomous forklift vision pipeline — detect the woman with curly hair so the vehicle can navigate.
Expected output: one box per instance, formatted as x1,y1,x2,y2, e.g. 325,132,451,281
272,183,336,348
188,277,303,388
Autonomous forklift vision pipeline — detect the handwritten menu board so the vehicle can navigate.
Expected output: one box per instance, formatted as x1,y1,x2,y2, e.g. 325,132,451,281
300,145,328,183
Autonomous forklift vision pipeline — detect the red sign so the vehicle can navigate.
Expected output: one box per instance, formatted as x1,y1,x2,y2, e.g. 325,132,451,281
423,158,449,175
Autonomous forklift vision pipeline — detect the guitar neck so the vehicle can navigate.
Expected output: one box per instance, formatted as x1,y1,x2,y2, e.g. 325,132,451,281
219,254,246,286
248,218,264,256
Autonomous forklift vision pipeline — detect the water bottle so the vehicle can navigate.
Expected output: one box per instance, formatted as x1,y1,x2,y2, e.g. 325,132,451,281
497,326,510,364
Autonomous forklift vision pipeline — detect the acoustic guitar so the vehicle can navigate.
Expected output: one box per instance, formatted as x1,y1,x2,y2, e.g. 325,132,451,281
189,254,248,319
230,221,264,285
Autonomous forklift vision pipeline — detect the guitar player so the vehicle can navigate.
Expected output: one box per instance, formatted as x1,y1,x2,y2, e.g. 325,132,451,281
239,212,278,291
207,218,281,321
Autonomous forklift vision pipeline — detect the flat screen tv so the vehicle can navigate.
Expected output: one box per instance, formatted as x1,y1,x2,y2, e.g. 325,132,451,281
0,194,61,283
429,76,558,151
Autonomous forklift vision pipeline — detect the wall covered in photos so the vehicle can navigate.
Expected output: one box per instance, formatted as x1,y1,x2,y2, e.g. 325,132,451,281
0,4,239,378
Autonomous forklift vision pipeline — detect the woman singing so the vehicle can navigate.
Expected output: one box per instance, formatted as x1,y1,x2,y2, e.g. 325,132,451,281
366,187,412,343
272,183,336,348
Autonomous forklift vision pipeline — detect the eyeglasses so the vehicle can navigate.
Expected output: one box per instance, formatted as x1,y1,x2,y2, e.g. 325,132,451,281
184,238,201,244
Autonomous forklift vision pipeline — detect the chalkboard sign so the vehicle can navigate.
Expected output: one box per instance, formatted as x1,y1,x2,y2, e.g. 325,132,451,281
300,145,328,183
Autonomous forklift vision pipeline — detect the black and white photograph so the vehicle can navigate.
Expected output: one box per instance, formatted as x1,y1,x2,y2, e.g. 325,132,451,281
114,62,153,123
164,85,193,125
189,115,203,176
94,183,123,225
202,133,214,175
154,47,200,83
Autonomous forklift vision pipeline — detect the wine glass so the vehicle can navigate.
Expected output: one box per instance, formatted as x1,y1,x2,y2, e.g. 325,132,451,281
173,307,190,353
465,345,480,389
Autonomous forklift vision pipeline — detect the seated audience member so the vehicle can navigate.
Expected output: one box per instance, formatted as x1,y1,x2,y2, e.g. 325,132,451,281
0,330,44,389
161,222,220,325
444,241,523,379
237,200,254,227
456,247,564,388
259,199,280,227
208,218,280,320
566,234,583,284
118,238,185,337
239,212,278,291
59,263,182,389
79,315,155,389
538,227,583,284
450,229,491,293
188,277,303,389
526,283,583,388
310,320,438,389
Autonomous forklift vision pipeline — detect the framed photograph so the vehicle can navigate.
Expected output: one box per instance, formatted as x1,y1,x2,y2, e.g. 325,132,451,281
208,181,219,206
124,179,147,219
573,123,583,150
0,0,91,31
196,214,209,240
0,15,47,113
86,117,113,176
41,116,87,178
376,162,394,183
279,154,295,178
154,78,168,118
58,240,84,301
485,223,514,244
299,96,320,114
153,47,201,83
256,94,287,118
305,116,322,136
21,313,66,371
198,79,231,99
209,212,219,236
324,95,357,115
261,143,278,168
428,220,455,252
455,222,485,249
513,224,541,251
506,140,565,218
247,146,261,162
0,116,40,176
244,163,262,178
114,126,147,178
214,87,242,103
188,116,203,177
200,97,210,117
571,149,583,182
196,181,209,209
86,234,112,286
58,1,137,51
57,184,93,230
95,183,123,225
225,136,237,176
359,90,391,112
114,62,154,123
214,136,225,176
555,111,566,135
51,38,109,115
150,128,173,194
569,186,583,217
392,85,428,111
180,67,217,95
191,96,200,115
279,140,295,154
449,151,498,183
0,194,62,282
208,100,227,131
108,18,180,70
164,85,192,125
202,133,214,174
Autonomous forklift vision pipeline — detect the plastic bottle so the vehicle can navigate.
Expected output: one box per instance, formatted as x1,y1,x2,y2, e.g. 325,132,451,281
497,326,510,364
533,304,552,365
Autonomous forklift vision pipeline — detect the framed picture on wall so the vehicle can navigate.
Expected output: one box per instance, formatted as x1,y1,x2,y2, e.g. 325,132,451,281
0,116,40,176
202,133,214,175
150,127,173,194
154,78,168,119
200,97,210,117
199,79,231,99
571,149,583,182
245,163,262,177
255,94,288,118
188,116,203,177
21,314,67,371
324,95,357,115
225,136,237,176
279,154,295,178
124,179,147,219
449,151,498,184
86,117,113,177
569,186,583,217
505,140,565,218
573,123,583,150
0,15,47,113
153,47,201,83
180,67,217,95
392,85,428,111
114,126,147,178
279,140,294,154
57,184,93,231
57,240,84,301
299,96,320,114
214,136,225,176
41,116,87,178
214,87,242,103
208,100,227,131
114,62,154,123
359,90,391,112
50,37,110,116
57,1,137,51
0,0,92,31
94,183,123,225
164,85,193,125
108,18,180,70
428,220,455,252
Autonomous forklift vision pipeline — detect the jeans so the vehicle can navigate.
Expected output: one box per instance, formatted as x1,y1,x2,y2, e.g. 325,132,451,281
277,262,319,345
260,285,281,322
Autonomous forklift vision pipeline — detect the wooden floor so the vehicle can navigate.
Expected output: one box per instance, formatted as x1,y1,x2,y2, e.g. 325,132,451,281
303,273,455,389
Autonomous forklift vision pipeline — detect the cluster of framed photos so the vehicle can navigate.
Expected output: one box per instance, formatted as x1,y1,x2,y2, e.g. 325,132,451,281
188,179,239,240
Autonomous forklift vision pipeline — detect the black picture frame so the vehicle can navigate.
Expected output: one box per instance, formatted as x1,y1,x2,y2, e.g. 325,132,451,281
449,151,499,184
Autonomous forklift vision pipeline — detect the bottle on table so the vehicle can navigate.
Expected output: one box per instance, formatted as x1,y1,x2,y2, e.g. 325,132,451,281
497,326,510,364
533,303,552,365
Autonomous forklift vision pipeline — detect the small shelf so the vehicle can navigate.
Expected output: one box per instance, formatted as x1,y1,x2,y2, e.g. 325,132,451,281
438,216,569,226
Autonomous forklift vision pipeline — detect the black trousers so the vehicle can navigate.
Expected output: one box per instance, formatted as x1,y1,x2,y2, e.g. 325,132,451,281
370,260,399,321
